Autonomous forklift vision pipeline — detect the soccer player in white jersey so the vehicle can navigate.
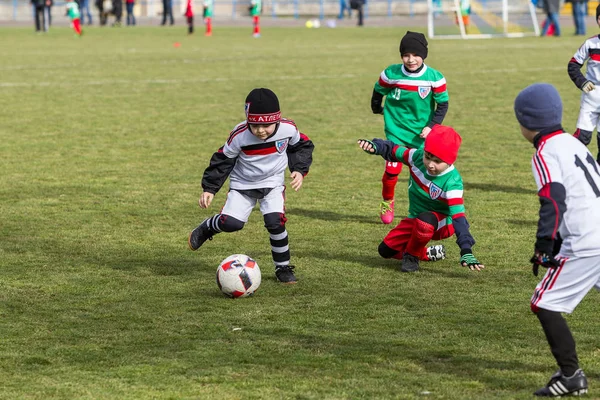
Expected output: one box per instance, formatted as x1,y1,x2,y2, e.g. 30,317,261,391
514,83,600,397
568,4,600,163
188,88,315,284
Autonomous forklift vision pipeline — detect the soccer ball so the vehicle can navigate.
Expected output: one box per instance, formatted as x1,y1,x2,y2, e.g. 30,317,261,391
216,254,261,298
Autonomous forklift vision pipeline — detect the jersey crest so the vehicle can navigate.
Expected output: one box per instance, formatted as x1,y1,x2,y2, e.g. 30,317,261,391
429,183,442,200
418,86,431,99
275,139,289,154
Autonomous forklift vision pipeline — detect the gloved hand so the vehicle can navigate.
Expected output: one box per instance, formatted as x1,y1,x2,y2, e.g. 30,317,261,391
530,252,560,276
357,139,378,154
582,80,596,93
460,253,484,271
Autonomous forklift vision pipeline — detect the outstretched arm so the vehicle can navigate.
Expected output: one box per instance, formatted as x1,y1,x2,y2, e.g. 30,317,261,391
357,138,409,165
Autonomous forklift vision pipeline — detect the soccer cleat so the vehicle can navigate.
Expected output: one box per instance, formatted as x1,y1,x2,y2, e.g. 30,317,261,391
401,253,420,272
534,369,588,397
188,219,214,251
426,244,446,262
379,199,395,224
275,265,297,284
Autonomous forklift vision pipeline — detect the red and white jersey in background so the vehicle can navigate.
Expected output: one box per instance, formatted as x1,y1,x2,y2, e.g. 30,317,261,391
532,131,600,257
223,119,300,190
572,35,600,84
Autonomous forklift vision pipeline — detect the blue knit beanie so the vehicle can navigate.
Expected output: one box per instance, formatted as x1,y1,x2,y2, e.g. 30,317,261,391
514,83,562,131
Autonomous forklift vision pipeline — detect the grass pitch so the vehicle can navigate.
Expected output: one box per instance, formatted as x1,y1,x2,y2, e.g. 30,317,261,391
0,26,599,399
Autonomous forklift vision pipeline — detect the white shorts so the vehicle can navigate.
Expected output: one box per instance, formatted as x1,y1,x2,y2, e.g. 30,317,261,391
531,254,600,314
220,186,285,223
576,89,600,132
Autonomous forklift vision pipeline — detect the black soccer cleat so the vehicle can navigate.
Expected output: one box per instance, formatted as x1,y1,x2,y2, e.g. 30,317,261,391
275,265,297,284
534,369,588,397
400,253,420,272
188,219,214,251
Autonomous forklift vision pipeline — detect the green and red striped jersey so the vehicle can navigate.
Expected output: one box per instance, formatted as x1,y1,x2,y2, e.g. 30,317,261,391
374,64,448,148
396,145,465,223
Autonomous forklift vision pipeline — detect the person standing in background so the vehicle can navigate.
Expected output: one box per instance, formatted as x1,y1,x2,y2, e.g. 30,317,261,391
44,0,53,28
31,0,47,32
184,0,194,34
111,0,122,26
569,0,587,35
541,0,561,36
249,0,261,37
204,0,214,36
126,0,136,25
80,0,93,24
161,0,174,25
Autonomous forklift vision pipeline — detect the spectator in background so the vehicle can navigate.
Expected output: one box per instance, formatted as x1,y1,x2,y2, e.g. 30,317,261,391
126,0,136,25
111,0,122,26
569,0,587,35
204,0,214,36
44,0,53,27
249,0,261,37
31,0,47,32
96,0,107,25
350,0,364,26
80,0,93,24
184,0,194,34
161,0,174,25
540,0,561,36
338,0,351,19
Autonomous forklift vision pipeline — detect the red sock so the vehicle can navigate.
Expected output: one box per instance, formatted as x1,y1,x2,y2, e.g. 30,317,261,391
405,218,435,260
253,16,260,34
205,17,212,34
382,162,402,200
73,18,81,35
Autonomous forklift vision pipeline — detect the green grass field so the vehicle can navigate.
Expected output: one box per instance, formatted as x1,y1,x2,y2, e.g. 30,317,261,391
1,26,599,399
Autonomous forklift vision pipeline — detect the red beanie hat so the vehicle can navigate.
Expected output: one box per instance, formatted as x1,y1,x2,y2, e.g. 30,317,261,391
424,125,462,165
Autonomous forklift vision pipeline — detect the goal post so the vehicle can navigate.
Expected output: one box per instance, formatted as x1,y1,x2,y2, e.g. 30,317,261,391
427,0,540,39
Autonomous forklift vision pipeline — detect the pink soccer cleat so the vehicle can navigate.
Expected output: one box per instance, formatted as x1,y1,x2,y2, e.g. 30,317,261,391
379,199,394,224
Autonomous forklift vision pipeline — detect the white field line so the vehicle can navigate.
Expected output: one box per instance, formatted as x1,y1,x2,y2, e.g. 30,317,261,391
0,66,564,88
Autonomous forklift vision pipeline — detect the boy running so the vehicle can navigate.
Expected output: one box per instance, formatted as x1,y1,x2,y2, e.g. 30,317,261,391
514,83,599,397
66,0,82,36
357,125,483,273
188,88,315,284
371,31,449,224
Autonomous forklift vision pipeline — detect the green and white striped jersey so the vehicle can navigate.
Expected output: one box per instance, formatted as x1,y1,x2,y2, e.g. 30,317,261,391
374,64,448,148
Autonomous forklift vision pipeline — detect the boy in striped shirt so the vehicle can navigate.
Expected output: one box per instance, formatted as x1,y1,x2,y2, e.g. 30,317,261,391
371,31,449,225
357,125,483,273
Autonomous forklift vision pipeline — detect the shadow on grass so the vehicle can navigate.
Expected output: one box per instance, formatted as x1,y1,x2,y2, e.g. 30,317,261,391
464,182,536,195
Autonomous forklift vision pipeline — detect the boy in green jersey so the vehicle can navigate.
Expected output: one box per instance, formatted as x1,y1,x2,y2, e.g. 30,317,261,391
371,31,449,225
66,1,82,36
249,0,261,37
203,0,214,36
358,125,483,273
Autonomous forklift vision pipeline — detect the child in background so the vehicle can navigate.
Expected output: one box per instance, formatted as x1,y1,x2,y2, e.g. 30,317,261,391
371,31,449,225
188,88,315,284
357,125,483,273
203,0,213,36
249,0,261,37
514,83,598,397
568,5,600,162
66,0,82,36
184,0,194,34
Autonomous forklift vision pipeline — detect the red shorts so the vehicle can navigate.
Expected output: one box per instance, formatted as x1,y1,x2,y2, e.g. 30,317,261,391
383,212,454,259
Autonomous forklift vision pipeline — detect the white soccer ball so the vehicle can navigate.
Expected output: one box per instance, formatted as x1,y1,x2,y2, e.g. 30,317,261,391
216,254,261,298
312,19,321,28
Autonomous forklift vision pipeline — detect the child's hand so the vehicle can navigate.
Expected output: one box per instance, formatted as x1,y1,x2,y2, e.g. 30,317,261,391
290,171,304,191
199,192,214,209
582,80,596,93
420,126,432,138
460,253,485,271
357,139,377,153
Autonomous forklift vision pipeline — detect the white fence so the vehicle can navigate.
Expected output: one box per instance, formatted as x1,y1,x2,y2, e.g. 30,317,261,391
0,0,428,21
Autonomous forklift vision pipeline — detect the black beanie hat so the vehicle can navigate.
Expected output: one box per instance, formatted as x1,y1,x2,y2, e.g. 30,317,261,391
596,3,600,20
514,83,563,131
399,31,428,60
245,88,281,124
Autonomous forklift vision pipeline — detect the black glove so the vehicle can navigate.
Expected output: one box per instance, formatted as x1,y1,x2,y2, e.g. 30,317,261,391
530,238,559,276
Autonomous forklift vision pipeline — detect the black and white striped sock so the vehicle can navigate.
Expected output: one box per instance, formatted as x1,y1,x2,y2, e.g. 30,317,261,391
269,226,290,267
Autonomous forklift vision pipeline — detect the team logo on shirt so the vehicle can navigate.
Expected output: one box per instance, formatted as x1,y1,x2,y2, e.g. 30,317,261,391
275,139,289,153
418,87,431,99
429,183,442,200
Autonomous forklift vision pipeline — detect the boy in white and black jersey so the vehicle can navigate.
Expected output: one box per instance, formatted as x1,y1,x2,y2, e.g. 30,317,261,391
515,83,600,397
568,4,600,162
188,88,314,284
